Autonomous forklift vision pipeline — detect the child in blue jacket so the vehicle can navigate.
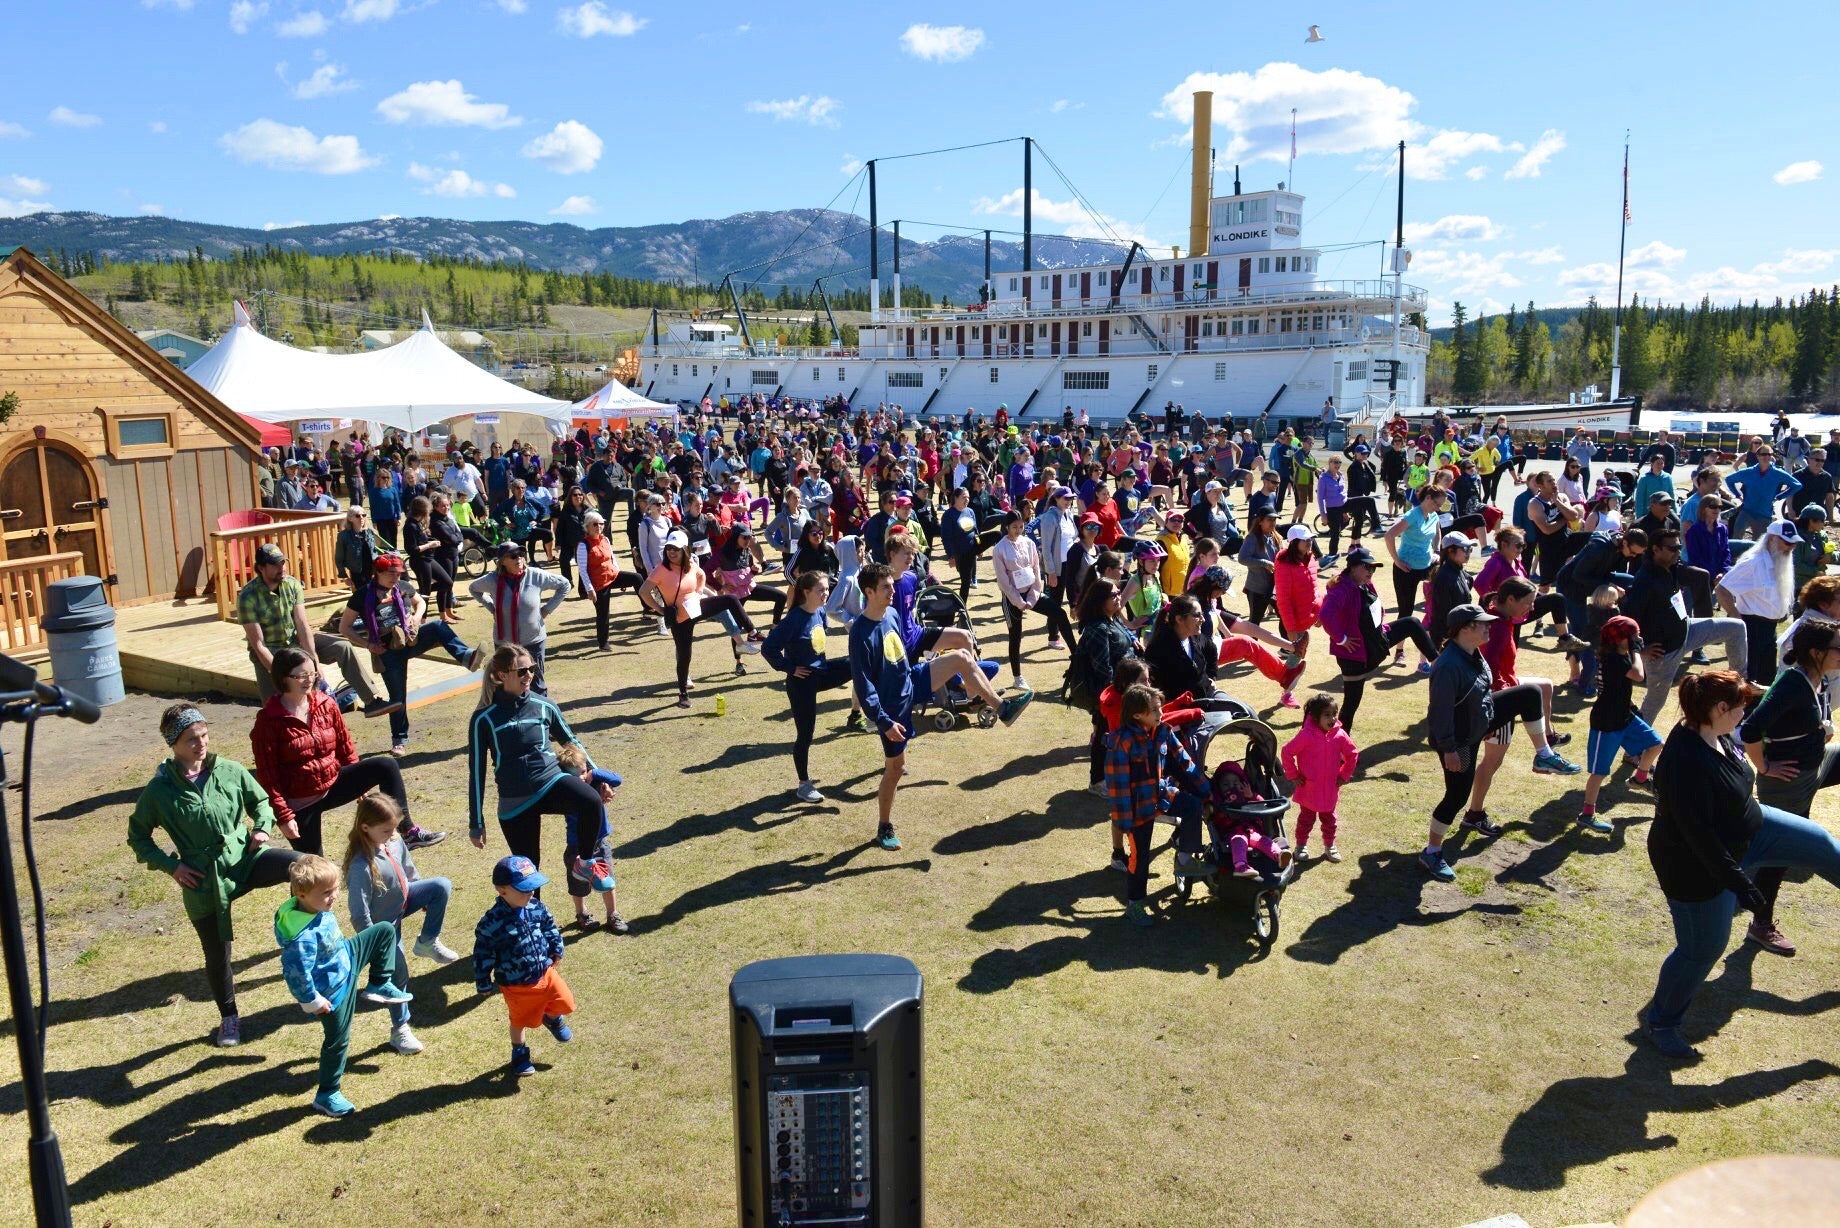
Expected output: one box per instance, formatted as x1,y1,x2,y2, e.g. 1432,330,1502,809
275,854,412,1118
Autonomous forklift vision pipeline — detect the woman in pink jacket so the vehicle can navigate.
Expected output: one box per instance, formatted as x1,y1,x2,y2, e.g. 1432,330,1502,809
1274,525,1324,642
1281,693,1359,862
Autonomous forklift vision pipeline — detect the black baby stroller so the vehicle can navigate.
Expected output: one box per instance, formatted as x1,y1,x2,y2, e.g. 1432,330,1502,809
910,583,999,731
1168,715,1296,947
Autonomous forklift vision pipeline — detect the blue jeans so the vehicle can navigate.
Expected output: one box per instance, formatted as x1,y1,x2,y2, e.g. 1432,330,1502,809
385,876,452,1026
379,622,475,742
1648,805,1840,1030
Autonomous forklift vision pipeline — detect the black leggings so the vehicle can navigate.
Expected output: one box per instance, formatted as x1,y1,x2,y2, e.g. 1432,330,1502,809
1678,564,1714,618
739,584,789,625
1344,496,1382,541
411,556,455,615
191,847,303,1016
1529,591,1568,631
288,755,416,856
1430,683,1546,829
1003,595,1076,675
1324,506,1348,554
593,574,646,649
669,596,754,692
1392,566,1430,622
500,775,606,900
1482,469,1505,504
1245,590,1282,633
1090,711,1109,785
1742,615,1779,684
787,660,854,780
1336,619,1435,733
953,529,1003,603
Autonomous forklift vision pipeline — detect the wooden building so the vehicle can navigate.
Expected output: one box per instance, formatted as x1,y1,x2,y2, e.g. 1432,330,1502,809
0,247,264,610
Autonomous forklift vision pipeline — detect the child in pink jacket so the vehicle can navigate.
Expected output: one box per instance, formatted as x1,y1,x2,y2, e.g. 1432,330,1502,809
1281,694,1359,862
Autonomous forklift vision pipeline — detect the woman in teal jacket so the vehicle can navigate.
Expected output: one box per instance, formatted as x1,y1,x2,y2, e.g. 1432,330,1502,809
127,703,302,1047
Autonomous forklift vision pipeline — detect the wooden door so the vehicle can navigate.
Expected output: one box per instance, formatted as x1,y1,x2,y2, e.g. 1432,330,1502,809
0,440,109,579
983,328,992,358
1098,320,1110,355
1184,315,1199,352
1238,258,1252,290
956,325,965,357
1141,267,1152,297
905,328,914,358
1080,271,1091,300
1174,265,1186,298
1206,261,1219,301
1050,322,1062,355
1051,274,1062,307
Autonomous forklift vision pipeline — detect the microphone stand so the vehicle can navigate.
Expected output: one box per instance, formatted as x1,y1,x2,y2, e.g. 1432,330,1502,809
0,651,101,1228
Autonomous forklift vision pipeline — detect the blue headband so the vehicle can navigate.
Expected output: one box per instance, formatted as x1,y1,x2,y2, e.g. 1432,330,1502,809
163,707,205,746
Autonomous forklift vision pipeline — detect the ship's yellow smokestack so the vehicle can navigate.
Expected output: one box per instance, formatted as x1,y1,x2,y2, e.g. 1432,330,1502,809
1189,90,1213,259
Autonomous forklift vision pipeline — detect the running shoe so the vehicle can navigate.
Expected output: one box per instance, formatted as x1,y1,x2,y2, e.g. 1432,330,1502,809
1577,809,1613,834
1689,649,1711,665
998,691,1035,726
1642,1022,1700,1061
1279,691,1300,708
1556,634,1592,654
736,638,762,655
214,1014,242,1048
590,862,616,893
1545,731,1573,748
312,1091,358,1117
360,982,413,1006
1295,845,1311,863
403,825,447,850
464,646,486,671
1124,900,1155,927
1461,811,1504,837
606,913,630,935
1011,675,1029,692
389,743,408,757
1418,849,1457,882
1280,659,1308,695
1320,553,1340,570
508,1044,537,1076
543,1014,573,1043
1323,845,1343,863
796,781,826,804
1532,749,1583,775
1416,661,1435,676
1108,852,1129,872
844,710,867,732
876,825,902,851
389,1024,425,1055
1175,851,1209,876
412,937,461,964
1746,921,1796,957
1231,864,1261,879
1088,781,1109,798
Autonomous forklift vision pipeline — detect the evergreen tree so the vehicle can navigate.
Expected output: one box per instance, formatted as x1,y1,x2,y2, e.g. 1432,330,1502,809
1511,299,1538,386
1620,295,1653,397
1679,296,1721,403
1451,302,1483,402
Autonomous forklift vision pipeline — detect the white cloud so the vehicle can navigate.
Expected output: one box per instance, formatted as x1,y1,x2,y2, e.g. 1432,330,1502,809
1774,159,1822,186
141,0,193,9
1,174,49,197
1048,99,1083,114
342,0,400,21
900,24,983,62
291,62,356,99
1160,64,1416,167
1401,214,1502,244
0,197,52,217
277,8,327,36
549,195,596,216
496,0,527,10
377,80,521,128
139,204,165,215
1409,130,1515,181
1409,248,1524,300
148,120,168,134
220,118,378,174
0,122,27,139
972,187,1160,249
407,163,516,198
557,3,645,37
48,106,101,129
1504,129,1566,180
1516,245,1565,265
839,154,863,177
521,120,602,173
263,220,309,230
1464,166,1489,181
229,1,268,32
743,96,840,127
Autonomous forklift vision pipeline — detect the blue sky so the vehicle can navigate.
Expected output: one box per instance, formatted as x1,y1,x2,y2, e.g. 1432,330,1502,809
3,0,1837,320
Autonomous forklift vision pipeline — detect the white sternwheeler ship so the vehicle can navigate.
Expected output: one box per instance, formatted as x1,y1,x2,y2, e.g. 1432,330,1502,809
639,91,1636,434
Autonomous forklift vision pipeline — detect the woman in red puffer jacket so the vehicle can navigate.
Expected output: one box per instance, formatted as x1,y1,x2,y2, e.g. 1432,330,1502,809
249,646,443,856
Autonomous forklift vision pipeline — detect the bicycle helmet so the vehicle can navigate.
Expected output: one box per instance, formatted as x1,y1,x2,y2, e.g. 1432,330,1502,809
1133,539,1167,562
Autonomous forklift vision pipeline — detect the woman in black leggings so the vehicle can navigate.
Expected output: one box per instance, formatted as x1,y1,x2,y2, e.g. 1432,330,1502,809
638,531,762,708
1419,604,1581,881
1319,550,1436,731
762,571,860,804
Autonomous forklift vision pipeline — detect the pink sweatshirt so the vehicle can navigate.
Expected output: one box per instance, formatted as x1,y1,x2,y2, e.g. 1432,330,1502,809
1281,719,1359,813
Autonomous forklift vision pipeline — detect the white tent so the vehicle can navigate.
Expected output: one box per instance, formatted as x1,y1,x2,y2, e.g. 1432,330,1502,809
569,377,677,422
184,304,569,431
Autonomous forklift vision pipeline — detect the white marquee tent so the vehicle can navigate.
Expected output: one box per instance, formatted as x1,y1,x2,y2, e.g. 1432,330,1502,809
568,376,677,422
184,304,569,431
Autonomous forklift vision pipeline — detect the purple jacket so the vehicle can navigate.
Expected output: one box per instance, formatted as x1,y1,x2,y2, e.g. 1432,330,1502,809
1320,573,1382,666
1684,519,1731,579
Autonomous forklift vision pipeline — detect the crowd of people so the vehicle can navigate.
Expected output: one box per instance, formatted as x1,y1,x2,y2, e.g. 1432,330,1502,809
123,399,1840,1116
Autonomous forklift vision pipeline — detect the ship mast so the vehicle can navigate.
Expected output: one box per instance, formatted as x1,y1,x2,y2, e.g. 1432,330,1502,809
868,159,880,323
1609,132,1630,401
1389,139,1406,408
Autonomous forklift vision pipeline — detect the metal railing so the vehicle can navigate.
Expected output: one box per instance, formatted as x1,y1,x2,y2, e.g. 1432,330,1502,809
652,325,1427,365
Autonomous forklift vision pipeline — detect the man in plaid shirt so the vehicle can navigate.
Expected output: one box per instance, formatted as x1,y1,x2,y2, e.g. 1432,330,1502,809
1106,684,1209,927
237,543,395,716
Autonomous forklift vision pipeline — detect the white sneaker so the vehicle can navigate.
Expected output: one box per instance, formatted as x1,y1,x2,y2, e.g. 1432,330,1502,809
413,937,460,965
1324,844,1343,863
389,1024,425,1055
1087,781,1108,798
796,781,826,803
1012,675,1029,692
655,618,668,637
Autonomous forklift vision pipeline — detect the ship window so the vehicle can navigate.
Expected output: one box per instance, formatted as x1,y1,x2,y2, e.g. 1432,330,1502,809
1247,318,1260,335
1214,362,1227,381
1146,364,1158,384
1348,362,1368,381
1063,371,1109,390
1313,314,1325,331
692,364,698,377
838,368,845,381
751,369,778,385
1231,319,1244,336
1258,258,1270,274
671,363,679,377
939,367,949,382
813,367,821,380
1040,275,1049,289
1081,322,1092,337
1159,266,1169,282
1009,277,1018,292
990,367,1000,383
1275,257,1287,273
887,371,924,388
971,326,979,339
1280,315,1293,333
1202,320,1214,337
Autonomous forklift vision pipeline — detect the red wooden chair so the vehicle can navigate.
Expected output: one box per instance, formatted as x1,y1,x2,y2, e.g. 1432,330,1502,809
216,510,274,575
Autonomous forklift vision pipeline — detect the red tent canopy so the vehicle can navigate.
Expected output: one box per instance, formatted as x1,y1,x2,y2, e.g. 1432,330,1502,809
239,413,292,448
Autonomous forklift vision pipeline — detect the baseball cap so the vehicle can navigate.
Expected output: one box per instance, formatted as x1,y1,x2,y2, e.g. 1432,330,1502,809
1343,546,1383,569
1078,513,1101,531
496,541,526,558
1799,504,1829,522
372,552,406,573
1049,435,1063,446
254,543,287,568
1648,490,1675,505
1199,564,1234,592
663,529,690,550
1051,485,1074,500
1600,614,1643,645
1444,603,1498,632
893,494,913,508
491,855,548,891
1286,525,1315,543
1203,480,1224,493
1440,532,1477,551
1353,443,1371,455
1764,521,1802,543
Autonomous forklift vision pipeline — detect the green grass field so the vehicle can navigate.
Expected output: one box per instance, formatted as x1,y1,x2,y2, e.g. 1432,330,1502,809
2,573,1836,1227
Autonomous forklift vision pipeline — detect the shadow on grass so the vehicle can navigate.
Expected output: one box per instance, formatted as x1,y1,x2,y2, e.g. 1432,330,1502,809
0,949,285,1042
933,787,1104,856
628,845,932,937
1483,948,1840,1192
954,744,1089,793
0,1037,266,1117
608,773,884,860
35,785,143,824
957,864,1276,992
302,1065,517,1142
1284,849,1522,965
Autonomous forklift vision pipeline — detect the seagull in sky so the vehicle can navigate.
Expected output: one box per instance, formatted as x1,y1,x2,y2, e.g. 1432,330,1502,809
1306,24,1324,42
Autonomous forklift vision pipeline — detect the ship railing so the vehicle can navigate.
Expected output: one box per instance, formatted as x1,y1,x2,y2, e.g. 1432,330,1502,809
876,280,1425,323
640,326,1427,365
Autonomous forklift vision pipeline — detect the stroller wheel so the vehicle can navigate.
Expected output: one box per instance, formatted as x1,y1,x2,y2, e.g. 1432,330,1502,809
975,705,998,729
1252,891,1280,946
1173,876,1192,902
933,709,958,733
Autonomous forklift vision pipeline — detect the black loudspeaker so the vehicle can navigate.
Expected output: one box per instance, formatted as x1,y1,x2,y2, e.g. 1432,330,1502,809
730,954,923,1228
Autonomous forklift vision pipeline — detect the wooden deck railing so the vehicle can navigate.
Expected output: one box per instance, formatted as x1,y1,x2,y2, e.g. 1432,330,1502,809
209,511,344,620
0,552,83,653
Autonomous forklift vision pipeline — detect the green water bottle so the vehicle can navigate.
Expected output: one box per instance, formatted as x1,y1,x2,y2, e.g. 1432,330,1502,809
715,695,727,717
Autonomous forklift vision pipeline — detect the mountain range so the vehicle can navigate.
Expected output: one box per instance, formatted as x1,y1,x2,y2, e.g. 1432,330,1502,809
0,209,1132,301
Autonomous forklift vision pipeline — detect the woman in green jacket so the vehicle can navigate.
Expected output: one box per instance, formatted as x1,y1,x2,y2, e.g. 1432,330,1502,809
127,704,303,1048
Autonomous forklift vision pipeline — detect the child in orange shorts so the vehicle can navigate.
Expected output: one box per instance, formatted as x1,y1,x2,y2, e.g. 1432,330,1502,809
473,855,574,1077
